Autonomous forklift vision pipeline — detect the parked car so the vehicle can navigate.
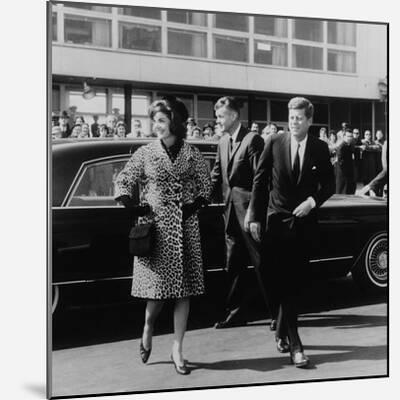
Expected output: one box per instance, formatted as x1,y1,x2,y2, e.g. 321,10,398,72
51,139,388,313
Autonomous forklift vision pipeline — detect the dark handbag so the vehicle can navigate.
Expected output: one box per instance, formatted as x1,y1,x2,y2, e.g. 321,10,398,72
129,222,155,256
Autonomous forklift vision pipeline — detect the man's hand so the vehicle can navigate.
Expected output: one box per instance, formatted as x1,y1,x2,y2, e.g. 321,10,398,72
244,209,251,232
249,222,262,242
292,198,314,218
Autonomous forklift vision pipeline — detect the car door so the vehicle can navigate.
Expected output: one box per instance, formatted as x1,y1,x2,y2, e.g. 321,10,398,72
52,156,140,287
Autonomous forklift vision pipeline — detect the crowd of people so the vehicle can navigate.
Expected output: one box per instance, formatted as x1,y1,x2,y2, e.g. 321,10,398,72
52,108,386,196
317,122,386,195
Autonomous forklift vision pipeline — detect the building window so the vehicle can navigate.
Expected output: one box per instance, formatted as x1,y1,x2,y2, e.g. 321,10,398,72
64,15,111,47
312,103,329,124
168,29,207,58
132,94,151,135
198,96,220,127
52,12,57,41
328,22,356,46
293,19,323,42
52,86,60,112
64,4,112,12
119,22,161,52
167,10,207,26
254,16,287,37
271,100,288,121
253,99,268,121
254,40,287,66
111,91,125,117
328,50,356,73
292,44,323,70
214,13,249,32
213,35,248,62
119,6,161,19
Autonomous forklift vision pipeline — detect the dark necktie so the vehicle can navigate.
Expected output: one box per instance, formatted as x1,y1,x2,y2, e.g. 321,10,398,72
229,136,233,157
293,143,301,183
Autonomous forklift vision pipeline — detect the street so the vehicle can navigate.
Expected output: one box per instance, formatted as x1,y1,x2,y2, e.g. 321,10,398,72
50,276,387,398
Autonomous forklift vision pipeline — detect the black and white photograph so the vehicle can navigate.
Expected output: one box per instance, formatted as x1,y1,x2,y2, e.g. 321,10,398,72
46,0,390,398
4,0,394,399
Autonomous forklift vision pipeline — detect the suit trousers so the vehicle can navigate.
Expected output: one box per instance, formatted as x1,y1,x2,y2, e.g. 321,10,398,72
224,208,268,315
261,215,312,352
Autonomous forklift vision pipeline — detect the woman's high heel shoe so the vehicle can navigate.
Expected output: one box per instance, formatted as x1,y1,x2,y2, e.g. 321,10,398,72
139,340,152,364
170,354,190,375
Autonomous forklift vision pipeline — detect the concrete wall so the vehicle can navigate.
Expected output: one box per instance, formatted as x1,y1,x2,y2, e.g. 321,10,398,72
52,23,387,100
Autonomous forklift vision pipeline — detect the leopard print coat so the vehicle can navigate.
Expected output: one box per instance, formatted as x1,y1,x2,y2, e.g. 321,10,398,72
115,140,212,299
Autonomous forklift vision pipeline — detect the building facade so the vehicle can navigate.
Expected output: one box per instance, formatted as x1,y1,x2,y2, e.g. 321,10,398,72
51,2,388,136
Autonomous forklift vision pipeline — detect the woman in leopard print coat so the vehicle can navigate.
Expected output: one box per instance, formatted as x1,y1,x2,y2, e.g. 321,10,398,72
115,97,211,374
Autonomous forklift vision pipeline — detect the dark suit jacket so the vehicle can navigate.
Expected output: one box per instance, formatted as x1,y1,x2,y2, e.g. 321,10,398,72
211,126,265,232
336,141,355,194
248,132,335,230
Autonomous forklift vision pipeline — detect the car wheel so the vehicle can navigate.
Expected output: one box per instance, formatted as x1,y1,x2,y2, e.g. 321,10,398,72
352,232,388,293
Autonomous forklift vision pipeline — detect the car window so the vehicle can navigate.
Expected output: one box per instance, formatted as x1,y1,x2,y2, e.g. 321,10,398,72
66,158,139,207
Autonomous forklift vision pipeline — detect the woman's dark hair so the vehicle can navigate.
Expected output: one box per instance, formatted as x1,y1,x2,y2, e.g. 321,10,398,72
99,123,109,135
148,96,189,140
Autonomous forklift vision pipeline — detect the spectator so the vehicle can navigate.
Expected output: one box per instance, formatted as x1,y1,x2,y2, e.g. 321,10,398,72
91,115,100,137
58,110,71,138
250,122,259,134
352,128,362,146
360,130,381,185
116,121,127,139
361,130,374,147
352,128,362,184
336,121,349,143
269,123,278,135
70,124,82,138
74,115,85,125
336,130,356,194
127,119,143,138
357,140,387,197
319,127,329,143
79,123,91,139
51,126,62,140
106,114,118,137
191,126,203,140
261,125,270,142
52,111,59,127
375,130,385,147
99,123,111,138
328,130,338,165
202,123,214,140
186,117,197,137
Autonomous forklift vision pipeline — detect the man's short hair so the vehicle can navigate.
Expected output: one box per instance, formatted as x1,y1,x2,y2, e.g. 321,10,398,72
288,97,314,119
214,96,241,116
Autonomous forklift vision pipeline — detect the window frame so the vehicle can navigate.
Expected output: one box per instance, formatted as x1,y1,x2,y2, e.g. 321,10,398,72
62,154,131,208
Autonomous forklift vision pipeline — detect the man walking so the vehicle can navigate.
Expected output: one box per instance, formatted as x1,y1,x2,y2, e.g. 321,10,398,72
245,97,335,367
211,96,270,328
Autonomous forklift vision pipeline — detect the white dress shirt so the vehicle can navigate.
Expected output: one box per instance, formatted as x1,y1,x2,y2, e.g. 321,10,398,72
230,123,242,143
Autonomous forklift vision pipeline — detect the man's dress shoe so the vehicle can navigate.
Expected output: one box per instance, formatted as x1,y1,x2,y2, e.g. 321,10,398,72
270,319,277,331
290,351,310,368
276,338,290,353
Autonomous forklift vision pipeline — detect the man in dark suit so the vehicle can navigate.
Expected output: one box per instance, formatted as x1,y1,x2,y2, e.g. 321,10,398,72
211,96,270,329
245,97,335,367
336,130,356,194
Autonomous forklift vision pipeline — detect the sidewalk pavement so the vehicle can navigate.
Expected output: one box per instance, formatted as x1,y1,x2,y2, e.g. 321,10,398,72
51,302,387,398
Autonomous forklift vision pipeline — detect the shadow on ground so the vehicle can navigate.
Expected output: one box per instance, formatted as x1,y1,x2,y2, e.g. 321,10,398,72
52,275,386,350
